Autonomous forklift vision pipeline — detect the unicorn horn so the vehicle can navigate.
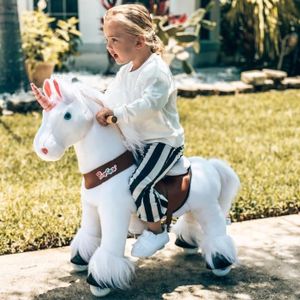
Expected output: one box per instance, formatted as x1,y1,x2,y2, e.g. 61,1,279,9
30,83,54,111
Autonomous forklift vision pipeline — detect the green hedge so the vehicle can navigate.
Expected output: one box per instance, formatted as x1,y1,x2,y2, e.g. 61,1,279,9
0,89,299,254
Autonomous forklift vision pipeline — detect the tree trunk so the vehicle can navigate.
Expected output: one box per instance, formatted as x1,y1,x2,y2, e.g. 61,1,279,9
0,0,28,94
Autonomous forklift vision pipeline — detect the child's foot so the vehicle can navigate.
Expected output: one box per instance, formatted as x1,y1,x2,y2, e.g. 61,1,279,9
131,227,169,257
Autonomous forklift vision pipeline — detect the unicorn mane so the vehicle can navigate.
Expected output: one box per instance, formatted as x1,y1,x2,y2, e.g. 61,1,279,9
73,80,145,154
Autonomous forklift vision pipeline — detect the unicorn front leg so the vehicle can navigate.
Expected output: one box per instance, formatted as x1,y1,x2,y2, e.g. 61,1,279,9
87,188,135,297
70,195,101,272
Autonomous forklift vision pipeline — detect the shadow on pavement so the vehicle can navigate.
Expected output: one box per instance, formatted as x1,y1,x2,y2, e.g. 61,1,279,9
33,249,299,300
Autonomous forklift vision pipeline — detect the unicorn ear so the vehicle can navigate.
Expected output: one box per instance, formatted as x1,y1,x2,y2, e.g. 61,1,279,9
53,79,62,98
55,79,75,104
43,79,52,98
43,78,63,101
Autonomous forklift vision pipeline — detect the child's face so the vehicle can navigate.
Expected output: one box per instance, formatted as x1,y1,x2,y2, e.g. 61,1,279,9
103,19,139,65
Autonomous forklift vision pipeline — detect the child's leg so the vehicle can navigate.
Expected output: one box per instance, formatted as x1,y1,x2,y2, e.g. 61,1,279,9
130,143,183,224
147,221,163,234
129,142,183,257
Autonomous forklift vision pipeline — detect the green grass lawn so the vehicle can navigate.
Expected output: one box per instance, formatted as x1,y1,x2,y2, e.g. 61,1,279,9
0,89,299,255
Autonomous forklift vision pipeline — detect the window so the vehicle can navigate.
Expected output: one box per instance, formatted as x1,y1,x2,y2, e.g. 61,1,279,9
34,0,79,23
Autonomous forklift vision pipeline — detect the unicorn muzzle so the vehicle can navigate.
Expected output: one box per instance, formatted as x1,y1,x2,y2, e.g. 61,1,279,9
41,147,49,155
34,133,66,161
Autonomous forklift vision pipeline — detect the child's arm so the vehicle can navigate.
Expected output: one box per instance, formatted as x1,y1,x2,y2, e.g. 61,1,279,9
114,71,172,123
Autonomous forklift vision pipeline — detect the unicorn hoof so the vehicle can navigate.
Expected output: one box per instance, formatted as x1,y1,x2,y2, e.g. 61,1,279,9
87,272,111,296
70,253,88,273
175,238,198,255
183,247,199,255
206,252,233,271
212,266,232,277
90,286,111,297
70,263,88,273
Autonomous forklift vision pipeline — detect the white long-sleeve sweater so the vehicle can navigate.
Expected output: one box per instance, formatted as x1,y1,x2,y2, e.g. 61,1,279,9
104,53,184,148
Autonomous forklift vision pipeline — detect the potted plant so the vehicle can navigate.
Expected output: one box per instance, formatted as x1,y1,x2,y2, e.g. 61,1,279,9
20,9,81,87
153,1,216,74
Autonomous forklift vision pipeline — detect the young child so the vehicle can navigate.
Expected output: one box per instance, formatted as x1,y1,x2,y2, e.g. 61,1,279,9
96,4,184,257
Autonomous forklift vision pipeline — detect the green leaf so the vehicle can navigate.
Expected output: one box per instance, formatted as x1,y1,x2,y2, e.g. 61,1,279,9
205,0,215,12
176,51,189,61
182,59,194,74
163,24,184,37
157,22,169,45
185,8,206,26
193,41,200,53
56,29,70,41
175,32,198,43
201,20,216,31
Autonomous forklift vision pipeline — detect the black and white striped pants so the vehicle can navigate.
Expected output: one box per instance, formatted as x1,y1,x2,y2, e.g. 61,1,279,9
129,142,184,222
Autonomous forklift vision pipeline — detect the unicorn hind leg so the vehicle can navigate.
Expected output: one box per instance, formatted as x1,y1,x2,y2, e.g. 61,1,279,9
192,202,237,276
172,212,202,255
70,197,101,272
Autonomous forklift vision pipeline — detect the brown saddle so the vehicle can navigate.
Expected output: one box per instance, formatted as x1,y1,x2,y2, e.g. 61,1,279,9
155,168,192,227
83,150,192,227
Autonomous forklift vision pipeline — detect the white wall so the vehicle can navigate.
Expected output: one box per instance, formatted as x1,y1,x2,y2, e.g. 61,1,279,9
170,0,198,16
78,0,106,45
17,0,200,46
17,0,33,17
16,0,218,70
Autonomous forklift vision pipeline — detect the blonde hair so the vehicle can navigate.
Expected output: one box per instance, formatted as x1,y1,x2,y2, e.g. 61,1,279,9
104,4,164,55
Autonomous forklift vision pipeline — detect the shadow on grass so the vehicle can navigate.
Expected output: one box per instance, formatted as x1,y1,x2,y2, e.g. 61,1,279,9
32,250,299,300
0,118,22,143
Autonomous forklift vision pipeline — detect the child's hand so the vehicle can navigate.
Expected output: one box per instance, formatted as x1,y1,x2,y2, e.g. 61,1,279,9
96,108,114,126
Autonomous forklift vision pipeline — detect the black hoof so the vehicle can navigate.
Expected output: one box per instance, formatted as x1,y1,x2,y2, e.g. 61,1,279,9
87,273,119,289
175,237,198,249
71,252,88,266
87,273,103,288
206,253,233,270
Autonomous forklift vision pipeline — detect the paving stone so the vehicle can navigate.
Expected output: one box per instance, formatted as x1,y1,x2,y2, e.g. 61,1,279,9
214,82,236,95
177,85,199,98
6,91,40,113
262,69,287,82
196,83,217,96
230,81,254,93
1,109,14,116
254,79,275,92
241,70,267,85
281,77,300,89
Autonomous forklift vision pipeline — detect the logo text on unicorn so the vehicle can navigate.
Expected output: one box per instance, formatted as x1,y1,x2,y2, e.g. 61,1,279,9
96,165,118,181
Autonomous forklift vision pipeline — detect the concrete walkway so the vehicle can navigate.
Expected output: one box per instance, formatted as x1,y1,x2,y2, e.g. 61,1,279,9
0,214,299,300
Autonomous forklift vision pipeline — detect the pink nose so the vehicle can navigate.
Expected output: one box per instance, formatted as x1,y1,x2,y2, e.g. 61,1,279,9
41,147,48,155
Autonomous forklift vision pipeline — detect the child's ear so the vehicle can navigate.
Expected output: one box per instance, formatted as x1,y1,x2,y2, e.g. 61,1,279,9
136,35,146,48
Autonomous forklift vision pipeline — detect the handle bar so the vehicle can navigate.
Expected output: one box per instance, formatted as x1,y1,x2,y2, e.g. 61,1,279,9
106,115,118,124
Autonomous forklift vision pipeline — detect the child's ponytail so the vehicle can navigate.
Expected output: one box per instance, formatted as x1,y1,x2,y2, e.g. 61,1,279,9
146,31,165,55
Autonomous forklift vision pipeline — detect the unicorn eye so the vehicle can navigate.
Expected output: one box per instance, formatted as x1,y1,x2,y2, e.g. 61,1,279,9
64,112,72,120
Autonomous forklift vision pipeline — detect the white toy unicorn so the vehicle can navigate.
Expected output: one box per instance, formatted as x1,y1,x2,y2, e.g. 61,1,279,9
32,77,240,297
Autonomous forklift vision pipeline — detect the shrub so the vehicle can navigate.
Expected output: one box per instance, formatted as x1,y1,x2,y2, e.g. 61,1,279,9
20,9,81,70
220,0,300,67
